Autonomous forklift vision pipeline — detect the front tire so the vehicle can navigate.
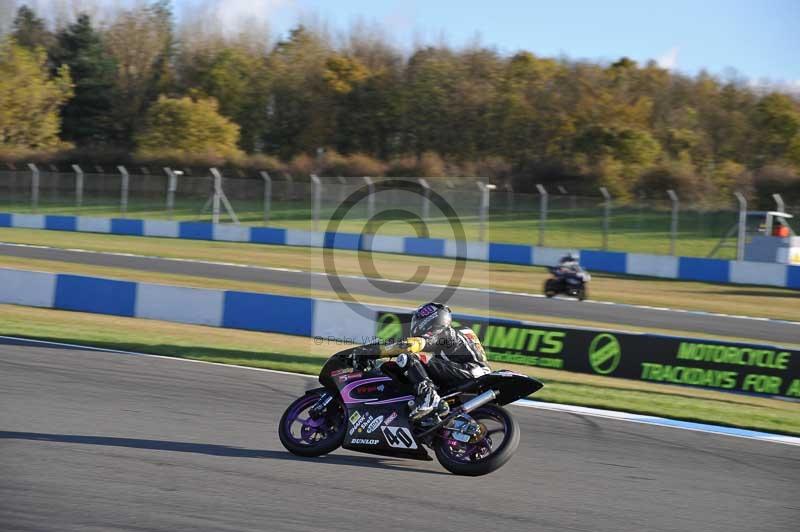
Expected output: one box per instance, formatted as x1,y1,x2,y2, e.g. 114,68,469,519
279,392,345,457
434,404,520,476
544,279,558,298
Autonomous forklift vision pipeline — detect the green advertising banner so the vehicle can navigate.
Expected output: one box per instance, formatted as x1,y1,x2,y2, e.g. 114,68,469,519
375,311,800,399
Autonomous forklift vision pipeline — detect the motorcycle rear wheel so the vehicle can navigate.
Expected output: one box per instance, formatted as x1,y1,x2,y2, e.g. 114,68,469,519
434,404,519,476
279,392,345,457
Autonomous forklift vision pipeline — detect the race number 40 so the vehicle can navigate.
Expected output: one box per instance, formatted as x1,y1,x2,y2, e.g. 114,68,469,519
381,426,418,449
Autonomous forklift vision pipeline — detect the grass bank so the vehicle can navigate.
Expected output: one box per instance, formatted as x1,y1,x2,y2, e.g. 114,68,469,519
1,253,797,348
0,200,744,257
1,228,798,322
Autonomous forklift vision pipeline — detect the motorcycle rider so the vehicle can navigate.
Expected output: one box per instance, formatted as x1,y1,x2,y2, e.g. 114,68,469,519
356,302,490,421
557,252,581,273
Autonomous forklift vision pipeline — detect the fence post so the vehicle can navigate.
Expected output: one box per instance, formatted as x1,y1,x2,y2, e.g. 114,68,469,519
734,191,747,261
505,182,514,213
667,189,679,256
599,187,612,250
773,193,785,213
559,185,576,212
210,168,222,224
28,163,39,212
310,174,322,231
209,167,239,224
418,178,430,220
260,171,272,225
164,167,177,219
477,182,488,242
337,176,347,204
118,165,129,215
363,176,375,219
283,173,294,201
72,164,84,208
536,184,548,246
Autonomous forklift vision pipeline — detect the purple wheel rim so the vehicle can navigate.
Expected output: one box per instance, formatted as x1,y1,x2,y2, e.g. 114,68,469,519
439,407,508,464
284,394,343,447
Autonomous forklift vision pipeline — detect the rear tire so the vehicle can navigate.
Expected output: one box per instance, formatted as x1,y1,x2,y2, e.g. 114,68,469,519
578,285,587,301
434,404,520,476
279,392,345,457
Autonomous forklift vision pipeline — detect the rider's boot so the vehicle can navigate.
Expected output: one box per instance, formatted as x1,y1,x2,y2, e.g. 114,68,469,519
410,380,449,420
398,353,450,421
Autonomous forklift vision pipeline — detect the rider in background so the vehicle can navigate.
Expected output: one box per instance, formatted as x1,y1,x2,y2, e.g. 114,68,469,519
357,302,490,421
557,252,582,273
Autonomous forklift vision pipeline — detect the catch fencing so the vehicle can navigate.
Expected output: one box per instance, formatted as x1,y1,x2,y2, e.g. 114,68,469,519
1,164,798,259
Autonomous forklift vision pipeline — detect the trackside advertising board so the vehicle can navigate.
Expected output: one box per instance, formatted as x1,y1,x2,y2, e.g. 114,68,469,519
375,312,800,399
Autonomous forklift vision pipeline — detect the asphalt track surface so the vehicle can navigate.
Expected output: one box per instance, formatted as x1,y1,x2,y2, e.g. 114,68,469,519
1,338,798,532
2,242,799,344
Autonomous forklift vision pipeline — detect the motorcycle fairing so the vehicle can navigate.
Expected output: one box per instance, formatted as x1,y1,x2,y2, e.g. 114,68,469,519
319,360,429,459
341,400,430,460
451,371,544,406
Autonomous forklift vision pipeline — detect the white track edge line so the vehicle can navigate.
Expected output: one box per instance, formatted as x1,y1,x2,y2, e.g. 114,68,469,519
2,241,798,327
3,335,798,447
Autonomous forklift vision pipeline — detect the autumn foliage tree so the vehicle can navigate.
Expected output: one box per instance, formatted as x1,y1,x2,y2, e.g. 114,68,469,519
3,2,800,204
135,95,242,159
0,38,72,152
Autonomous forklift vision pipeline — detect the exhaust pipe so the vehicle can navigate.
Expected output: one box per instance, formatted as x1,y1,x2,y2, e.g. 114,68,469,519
461,390,497,413
415,389,499,440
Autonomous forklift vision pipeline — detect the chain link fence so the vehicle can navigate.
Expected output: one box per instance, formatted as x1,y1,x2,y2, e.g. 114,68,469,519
1,164,797,259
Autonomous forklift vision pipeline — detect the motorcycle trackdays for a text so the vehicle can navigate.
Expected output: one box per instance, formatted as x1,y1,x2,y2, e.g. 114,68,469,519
279,345,543,476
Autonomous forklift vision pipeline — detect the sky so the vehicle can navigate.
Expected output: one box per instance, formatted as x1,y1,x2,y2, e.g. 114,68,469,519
5,0,799,86
211,0,800,86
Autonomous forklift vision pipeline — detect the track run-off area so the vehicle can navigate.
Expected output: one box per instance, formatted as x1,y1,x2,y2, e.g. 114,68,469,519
1,338,797,532
1,242,798,344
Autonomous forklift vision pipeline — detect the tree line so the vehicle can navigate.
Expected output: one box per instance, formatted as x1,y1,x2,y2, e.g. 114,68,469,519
1,2,799,205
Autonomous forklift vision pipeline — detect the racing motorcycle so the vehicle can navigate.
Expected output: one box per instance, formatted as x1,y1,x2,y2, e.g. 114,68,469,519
544,266,590,300
279,345,543,476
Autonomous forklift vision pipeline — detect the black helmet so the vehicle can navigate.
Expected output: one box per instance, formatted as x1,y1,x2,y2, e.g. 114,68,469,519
410,302,452,339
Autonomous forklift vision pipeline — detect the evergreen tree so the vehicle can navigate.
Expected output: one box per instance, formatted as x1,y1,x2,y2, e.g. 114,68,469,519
51,14,117,145
11,5,53,51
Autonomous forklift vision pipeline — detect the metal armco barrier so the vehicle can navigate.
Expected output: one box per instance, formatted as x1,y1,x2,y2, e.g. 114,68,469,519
375,311,800,399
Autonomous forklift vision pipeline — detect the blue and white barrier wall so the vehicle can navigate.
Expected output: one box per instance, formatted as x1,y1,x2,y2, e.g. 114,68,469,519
5,266,798,400
0,267,378,341
1,213,798,289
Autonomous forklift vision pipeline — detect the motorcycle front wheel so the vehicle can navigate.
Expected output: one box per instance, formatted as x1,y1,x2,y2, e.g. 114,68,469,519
544,279,558,298
434,404,520,476
279,391,346,457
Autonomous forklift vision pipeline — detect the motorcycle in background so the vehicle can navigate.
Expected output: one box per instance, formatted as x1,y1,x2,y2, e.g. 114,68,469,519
544,266,590,300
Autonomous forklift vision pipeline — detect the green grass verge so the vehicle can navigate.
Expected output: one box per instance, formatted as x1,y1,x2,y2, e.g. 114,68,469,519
2,253,799,348
2,227,799,323
0,197,763,258
2,304,798,436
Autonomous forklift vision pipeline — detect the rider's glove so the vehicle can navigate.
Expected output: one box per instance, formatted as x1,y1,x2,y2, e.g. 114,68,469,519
405,337,426,353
